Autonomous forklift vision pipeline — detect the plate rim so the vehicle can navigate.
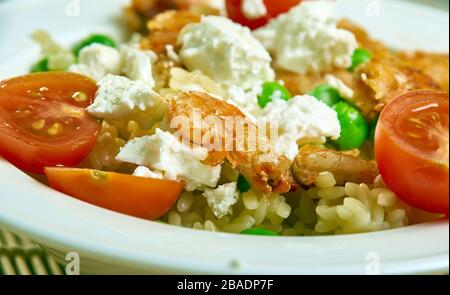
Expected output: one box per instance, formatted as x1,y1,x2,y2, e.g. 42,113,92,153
0,0,448,274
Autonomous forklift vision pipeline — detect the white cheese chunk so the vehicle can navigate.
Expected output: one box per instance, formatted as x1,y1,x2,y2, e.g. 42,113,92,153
324,74,354,99
226,84,262,121
178,16,275,90
120,45,156,86
242,0,267,20
133,166,163,179
86,74,167,128
203,182,239,218
68,44,121,81
116,129,222,191
253,1,358,74
262,95,341,160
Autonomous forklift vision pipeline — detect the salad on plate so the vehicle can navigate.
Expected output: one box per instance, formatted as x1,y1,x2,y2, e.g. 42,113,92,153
0,0,448,237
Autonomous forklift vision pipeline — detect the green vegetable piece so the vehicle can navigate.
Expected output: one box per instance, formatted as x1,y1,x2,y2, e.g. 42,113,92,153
258,81,292,108
332,101,369,150
72,34,117,56
369,113,380,142
237,174,251,193
241,228,278,236
348,48,372,72
309,84,342,107
30,57,49,73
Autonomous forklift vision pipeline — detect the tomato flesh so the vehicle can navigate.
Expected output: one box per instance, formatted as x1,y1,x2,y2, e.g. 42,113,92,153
45,168,184,220
375,90,449,214
225,0,302,30
0,72,100,174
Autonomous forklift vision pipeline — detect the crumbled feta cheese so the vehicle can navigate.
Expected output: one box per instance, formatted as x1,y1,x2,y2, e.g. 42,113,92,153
262,95,341,160
178,16,275,90
120,45,156,87
116,129,222,191
226,84,262,121
242,0,267,20
253,1,358,74
68,44,121,81
86,74,167,128
324,74,354,99
203,182,239,218
133,166,163,179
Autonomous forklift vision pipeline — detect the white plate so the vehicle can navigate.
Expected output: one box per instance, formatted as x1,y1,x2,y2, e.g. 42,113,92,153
0,0,448,274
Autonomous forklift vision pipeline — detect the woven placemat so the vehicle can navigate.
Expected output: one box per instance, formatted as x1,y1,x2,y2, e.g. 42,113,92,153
0,228,65,275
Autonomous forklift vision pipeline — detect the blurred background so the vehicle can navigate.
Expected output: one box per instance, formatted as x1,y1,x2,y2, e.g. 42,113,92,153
407,0,448,10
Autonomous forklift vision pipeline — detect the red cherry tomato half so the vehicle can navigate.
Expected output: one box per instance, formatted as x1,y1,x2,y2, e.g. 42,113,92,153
0,72,101,174
226,0,302,30
375,90,449,215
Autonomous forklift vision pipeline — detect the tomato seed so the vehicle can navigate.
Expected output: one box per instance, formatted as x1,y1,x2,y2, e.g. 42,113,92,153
47,123,62,136
408,117,426,127
72,91,88,102
31,119,46,130
90,170,108,181
406,132,422,139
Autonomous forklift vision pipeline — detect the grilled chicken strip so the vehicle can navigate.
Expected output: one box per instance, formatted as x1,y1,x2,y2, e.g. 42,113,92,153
292,145,379,186
339,18,450,91
397,51,449,92
351,57,441,120
277,19,446,121
168,91,296,194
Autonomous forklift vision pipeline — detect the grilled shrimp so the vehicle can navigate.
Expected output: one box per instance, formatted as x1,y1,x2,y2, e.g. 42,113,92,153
168,91,296,194
292,145,379,186
141,10,201,53
278,19,446,121
124,0,179,32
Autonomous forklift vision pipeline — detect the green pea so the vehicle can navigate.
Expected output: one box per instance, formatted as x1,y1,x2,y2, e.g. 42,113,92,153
348,48,372,72
258,81,292,108
369,113,380,142
237,174,251,193
30,57,49,73
332,101,368,150
72,34,117,56
241,228,278,236
309,84,342,107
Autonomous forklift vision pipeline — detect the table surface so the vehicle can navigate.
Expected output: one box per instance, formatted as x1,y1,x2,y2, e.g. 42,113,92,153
0,228,64,275
0,0,448,275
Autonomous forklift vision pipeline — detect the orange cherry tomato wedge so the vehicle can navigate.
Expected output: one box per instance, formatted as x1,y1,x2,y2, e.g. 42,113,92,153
225,0,302,30
375,90,449,215
0,72,100,174
45,167,184,220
